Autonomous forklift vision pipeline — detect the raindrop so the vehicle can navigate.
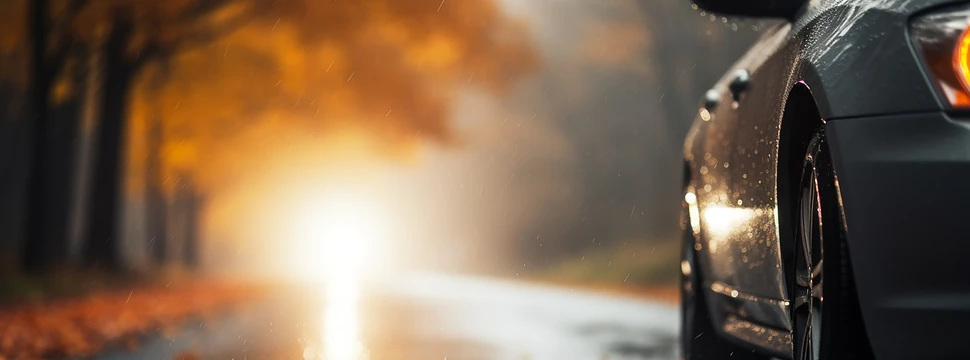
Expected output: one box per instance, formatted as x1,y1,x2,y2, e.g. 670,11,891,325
700,108,712,121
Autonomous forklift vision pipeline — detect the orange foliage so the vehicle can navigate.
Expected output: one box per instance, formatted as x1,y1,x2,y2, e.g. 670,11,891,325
126,0,538,193
0,0,25,86
0,282,266,359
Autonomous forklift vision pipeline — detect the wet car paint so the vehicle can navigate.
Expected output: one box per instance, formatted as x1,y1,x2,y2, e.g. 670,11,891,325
683,0,962,357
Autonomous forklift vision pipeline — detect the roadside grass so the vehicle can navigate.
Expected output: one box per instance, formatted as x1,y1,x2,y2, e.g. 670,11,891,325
537,238,681,303
0,266,195,305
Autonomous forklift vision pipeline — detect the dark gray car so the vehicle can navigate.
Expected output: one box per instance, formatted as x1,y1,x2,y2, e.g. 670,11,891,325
680,0,970,359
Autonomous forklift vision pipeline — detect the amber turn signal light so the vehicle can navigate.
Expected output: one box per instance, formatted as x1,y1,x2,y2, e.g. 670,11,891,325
913,6,970,108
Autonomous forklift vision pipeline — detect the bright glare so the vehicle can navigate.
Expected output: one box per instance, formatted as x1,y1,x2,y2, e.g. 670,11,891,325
701,205,756,254
291,191,382,360
321,274,365,360
291,192,385,280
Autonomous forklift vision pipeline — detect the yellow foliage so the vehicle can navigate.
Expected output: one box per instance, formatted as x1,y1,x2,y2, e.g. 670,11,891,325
0,0,24,55
121,0,538,197
0,0,25,86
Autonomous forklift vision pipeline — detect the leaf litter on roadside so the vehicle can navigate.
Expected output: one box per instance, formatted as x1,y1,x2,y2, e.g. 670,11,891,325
0,281,267,359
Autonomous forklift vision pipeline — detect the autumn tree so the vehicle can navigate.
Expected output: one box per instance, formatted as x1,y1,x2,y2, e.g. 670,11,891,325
77,0,264,269
28,0,536,270
140,0,537,268
0,0,28,273
15,0,282,270
21,0,92,272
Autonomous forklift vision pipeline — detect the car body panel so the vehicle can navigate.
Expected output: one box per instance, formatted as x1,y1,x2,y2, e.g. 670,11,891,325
683,0,967,356
827,112,970,360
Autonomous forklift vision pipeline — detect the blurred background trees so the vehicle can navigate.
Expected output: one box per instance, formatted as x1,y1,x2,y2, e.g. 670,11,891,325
0,0,762,283
1,0,537,275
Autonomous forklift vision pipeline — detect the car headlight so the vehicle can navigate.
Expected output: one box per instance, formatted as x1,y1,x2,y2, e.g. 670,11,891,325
912,5,970,108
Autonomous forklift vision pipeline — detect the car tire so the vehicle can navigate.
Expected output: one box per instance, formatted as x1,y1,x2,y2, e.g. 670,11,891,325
790,129,874,360
680,194,767,360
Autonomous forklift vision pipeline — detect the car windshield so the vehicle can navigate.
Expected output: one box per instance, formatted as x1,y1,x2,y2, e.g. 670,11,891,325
0,1,763,359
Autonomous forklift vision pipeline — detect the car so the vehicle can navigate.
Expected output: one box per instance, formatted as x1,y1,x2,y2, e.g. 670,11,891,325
679,0,970,359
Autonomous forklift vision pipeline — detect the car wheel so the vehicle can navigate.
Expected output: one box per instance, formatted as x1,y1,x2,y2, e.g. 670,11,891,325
681,192,766,360
790,130,874,360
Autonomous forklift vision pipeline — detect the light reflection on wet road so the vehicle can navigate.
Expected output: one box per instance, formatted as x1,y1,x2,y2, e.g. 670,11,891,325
95,273,679,360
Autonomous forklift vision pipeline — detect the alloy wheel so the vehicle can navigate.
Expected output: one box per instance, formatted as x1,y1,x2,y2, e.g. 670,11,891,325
793,137,825,360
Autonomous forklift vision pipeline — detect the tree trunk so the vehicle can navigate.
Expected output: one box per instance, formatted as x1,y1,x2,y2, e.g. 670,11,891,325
43,81,84,267
169,177,201,270
146,125,168,266
146,65,168,266
0,83,29,275
23,0,64,272
68,43,102,263
83,14,135,270
183,187,201,270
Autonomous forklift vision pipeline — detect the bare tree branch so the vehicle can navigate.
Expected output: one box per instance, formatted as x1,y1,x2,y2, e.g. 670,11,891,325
123,0,253,68
42,0,93,76
131,7,254,69
185,11,254,49
46,40,71,75
182,0,237,23
67,0,91,14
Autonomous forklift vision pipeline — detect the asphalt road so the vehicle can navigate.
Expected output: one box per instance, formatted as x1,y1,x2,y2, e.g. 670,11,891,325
94,274,680,360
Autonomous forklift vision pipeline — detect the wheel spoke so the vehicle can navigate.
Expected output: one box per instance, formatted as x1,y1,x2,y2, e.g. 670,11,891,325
811,304,823,358
810,172,824,304
811,259,823,279
794,141,827,360
792,294,811,310
799,186,814,271
796,270,812,288
797,308,814,360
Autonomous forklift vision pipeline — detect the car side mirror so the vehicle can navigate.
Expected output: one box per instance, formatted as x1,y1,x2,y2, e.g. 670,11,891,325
691,0,808,20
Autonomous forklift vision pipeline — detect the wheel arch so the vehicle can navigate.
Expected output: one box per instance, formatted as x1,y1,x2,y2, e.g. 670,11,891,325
775,81,877,358
776,82,823,265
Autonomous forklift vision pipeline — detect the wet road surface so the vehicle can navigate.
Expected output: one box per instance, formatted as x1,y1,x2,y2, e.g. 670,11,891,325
95,274,679,360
